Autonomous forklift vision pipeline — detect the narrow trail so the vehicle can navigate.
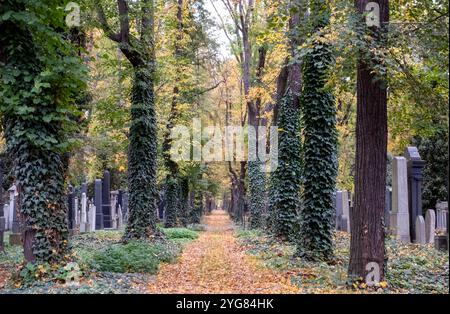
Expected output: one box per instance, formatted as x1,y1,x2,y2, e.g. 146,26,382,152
147,210,300,294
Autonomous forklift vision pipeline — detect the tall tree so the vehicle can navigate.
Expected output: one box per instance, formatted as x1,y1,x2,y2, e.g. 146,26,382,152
95,0,159,240
269,0,303,240
297,0,337,261
0,0,86,263
163,0,185,228
348,0,389,283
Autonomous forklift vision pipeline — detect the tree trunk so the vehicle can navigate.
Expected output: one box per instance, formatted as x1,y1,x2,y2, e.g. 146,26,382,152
349,0,389,283
124,67,159,239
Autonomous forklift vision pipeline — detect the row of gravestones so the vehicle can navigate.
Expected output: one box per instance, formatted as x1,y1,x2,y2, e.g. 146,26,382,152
0,170,129,247
334,146,449,251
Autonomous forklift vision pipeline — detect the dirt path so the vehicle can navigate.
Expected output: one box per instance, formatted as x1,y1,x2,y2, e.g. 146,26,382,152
147,210,300,294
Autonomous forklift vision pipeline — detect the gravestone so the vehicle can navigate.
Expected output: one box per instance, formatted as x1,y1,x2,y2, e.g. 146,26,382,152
67,185,76,233
415,215,426,244
80,192,88,232
405,146,425,242
88,202,96,232
9,185,21,245
425,209,435,244
110,190,118,229
341,190,350,232
335,191,343,230
94,179,103,230
74,196,79,229
390,157,410,243
102,171,112,228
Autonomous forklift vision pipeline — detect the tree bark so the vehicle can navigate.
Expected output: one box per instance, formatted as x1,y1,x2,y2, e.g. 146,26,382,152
349,0,389,283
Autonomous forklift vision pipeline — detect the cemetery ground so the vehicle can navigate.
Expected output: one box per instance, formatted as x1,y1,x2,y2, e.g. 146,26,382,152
0,210,448,294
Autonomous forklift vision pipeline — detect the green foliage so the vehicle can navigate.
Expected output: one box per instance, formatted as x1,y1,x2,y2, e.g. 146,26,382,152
124,67,159,240
164,177,180,228
269,92,301,241
90,240,180,274
162,227,199,240
297,0,337,261
0,0,86,264
191,190,203,224
248,161,266,229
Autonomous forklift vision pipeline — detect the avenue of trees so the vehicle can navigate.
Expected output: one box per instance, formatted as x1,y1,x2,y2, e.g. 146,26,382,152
0,0,448,285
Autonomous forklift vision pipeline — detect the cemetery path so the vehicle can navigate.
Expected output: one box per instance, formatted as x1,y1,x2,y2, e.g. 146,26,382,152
146,210,300,294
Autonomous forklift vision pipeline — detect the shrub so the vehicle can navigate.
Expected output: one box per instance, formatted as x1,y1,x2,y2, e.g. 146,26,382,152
162,228,199,240
90,241,180,274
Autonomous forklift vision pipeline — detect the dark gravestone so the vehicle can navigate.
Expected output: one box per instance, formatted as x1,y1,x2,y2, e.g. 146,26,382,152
94,179,103,230
405,147,425,242
102,171,112,228
385,187,392,229
67,185,75,230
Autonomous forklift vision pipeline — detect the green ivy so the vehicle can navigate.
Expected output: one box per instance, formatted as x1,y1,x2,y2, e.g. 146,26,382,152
297,0,338,261
0,0,86,264
269,92,302,241
123,66,160,240
164,176,179,228
191,190,203,224
248,160,266,229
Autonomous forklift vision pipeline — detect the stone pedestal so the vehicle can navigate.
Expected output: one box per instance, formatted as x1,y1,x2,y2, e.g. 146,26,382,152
390,157,410,243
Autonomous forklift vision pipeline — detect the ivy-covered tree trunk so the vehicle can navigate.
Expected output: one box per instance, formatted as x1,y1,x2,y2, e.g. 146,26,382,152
270,92,302,240
348,0,389,283
297,0,337,261
125,68,159,239
96,0,160,240
191,190,203,224
0,0,85,264
178,177,190,227
268,0,302,241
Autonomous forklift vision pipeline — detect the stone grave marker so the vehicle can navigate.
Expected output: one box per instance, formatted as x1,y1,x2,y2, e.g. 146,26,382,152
102,171,112,228
94,179,103,230
425,209,435,244
390,157,410,243
415,215,426,244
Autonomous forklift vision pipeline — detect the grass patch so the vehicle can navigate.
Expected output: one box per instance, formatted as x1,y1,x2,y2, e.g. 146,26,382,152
162,228,199,240
89,240,181,274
